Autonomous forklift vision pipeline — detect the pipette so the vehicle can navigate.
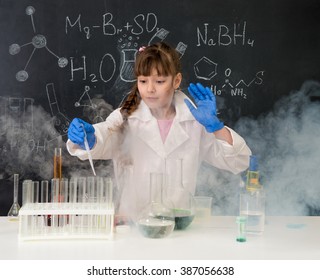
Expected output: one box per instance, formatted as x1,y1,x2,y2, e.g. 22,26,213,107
81,124,96,176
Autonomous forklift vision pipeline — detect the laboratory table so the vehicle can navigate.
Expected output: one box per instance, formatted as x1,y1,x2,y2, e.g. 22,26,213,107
0,216,319,260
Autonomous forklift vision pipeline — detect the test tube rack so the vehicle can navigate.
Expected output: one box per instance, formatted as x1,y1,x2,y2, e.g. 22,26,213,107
19,202,114,241
18,176,114,241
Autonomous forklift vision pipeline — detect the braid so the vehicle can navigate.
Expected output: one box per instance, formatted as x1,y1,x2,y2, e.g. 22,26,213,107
120,84,141,121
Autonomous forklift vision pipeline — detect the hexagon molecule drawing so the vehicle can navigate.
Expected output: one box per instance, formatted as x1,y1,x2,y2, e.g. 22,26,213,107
194,56,217,80
8,6,68,82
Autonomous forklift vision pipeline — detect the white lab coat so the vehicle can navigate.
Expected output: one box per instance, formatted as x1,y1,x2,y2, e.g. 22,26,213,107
66,91,251,218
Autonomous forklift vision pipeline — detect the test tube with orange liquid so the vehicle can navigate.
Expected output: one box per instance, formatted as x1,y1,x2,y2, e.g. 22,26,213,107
54,148,62,179
48,148,62,226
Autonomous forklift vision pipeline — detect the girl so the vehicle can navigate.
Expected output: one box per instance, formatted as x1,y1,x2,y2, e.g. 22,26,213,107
67,42,251,219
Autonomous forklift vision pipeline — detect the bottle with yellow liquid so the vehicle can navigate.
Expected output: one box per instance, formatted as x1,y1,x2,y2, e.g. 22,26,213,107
239,155,265,235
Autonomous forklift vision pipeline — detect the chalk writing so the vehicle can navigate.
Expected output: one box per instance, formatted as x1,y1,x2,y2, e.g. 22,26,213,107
211,70,265,99
46,83,70,134
65,12,159,39
196,21,254,47
74,85,96,110
9,6,68,82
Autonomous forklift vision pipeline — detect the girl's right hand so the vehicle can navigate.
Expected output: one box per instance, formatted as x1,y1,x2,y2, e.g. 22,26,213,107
68,118,96,149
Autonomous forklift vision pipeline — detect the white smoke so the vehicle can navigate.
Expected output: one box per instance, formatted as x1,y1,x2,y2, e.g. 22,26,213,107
1,80,320,216
196,80,320,216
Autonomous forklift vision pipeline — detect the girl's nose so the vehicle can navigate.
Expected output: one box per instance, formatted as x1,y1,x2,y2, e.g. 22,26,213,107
147,83,156,93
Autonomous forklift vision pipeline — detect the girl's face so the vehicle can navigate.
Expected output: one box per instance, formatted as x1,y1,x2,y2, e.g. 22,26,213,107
137,68,182,112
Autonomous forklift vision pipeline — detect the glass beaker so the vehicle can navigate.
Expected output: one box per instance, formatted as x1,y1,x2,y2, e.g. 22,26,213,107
165,159,196,230
137,173,175,238
120,49,137,82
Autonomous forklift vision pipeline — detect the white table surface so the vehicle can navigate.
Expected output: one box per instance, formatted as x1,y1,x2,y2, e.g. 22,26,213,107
0,216,319,260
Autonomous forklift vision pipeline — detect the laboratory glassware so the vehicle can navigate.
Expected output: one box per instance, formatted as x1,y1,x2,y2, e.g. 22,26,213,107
41,180,49,227
236,216,247,242
54,148,62,179
32,181,39,203
137,173,175,238
164,159,196,230
51,178,60,227
239,155,266,235
18,175,115,241
8,173,21,220
22,179,33,206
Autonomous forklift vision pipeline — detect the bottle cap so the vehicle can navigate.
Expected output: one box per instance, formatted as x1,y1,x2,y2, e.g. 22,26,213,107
249,155,258,171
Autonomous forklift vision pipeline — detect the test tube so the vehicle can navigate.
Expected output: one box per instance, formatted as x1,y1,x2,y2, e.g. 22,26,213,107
54,148,62,179
77,177,87,232
59,178,69,228
40,180,49,228
51,178,60,228
32,181,39,204
21,180,33,236
69,178,77,232
97,177,104,204
104,177,113,208
69,177,78,204
78,177,87,203
40,180,49,203
87,176,97,203
60,178,69,203
31,181,40,231
103,177,113,230
22,180,33,206
87,176,96,231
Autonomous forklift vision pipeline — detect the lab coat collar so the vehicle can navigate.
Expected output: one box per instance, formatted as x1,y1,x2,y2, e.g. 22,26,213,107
128,91,195,157
129,90,194,122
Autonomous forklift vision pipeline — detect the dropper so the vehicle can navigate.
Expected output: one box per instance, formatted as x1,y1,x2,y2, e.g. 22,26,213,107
81,124,96,176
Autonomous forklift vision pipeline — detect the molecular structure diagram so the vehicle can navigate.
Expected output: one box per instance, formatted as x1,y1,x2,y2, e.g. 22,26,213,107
74,85,97,110
8,6,68,82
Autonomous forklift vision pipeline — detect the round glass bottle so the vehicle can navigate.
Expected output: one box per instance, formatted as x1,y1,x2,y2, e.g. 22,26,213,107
137,173,175,238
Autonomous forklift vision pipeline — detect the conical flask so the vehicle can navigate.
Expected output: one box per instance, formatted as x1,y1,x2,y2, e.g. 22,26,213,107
165,159,196,230
137,173,175,238
8,174,21,221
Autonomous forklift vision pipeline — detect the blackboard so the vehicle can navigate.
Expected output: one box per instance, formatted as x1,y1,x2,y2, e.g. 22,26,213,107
1,0,320,215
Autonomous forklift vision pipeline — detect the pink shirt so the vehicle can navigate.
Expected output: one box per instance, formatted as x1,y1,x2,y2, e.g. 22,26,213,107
157,119,174,143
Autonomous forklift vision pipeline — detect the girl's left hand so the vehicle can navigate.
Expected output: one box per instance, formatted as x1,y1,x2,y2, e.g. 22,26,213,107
184,83,224,133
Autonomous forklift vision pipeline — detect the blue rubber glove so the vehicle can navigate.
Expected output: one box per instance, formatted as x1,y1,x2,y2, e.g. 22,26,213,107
68,118,96,149
184,83,224,133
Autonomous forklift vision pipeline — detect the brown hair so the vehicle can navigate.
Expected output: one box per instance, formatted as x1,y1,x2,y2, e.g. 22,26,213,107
120,42,181,121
